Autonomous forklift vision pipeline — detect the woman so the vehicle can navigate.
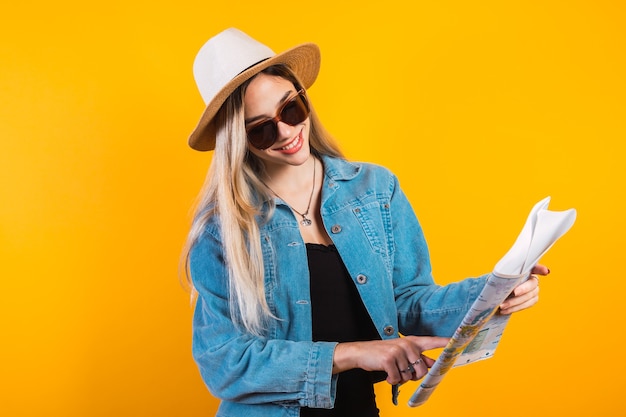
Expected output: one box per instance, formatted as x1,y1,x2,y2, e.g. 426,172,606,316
182,28,546,417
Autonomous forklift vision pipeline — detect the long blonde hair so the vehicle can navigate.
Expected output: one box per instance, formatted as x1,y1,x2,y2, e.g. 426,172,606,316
181,65,344,336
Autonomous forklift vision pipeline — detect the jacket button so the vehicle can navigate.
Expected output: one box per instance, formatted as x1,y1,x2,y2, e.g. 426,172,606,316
331,224,342,234
356,274,367,284
383,325,395,336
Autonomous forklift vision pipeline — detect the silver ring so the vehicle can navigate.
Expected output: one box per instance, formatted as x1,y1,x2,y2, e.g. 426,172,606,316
401,358,423,373
401,365,414,373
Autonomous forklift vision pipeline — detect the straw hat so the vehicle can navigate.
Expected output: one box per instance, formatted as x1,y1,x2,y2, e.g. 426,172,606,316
188,28,321,151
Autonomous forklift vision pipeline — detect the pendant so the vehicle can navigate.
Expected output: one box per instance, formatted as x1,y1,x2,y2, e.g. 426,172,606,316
300,216,312,226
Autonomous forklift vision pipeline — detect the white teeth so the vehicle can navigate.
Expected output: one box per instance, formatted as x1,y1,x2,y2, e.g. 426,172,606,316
279,133,301,150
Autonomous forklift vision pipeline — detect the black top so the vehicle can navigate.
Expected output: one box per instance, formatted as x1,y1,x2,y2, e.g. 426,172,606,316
300,244,382,417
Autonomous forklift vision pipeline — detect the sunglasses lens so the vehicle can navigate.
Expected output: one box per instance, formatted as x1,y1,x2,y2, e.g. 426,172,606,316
246,92,310,150
247,122,277,150
281,96,309,125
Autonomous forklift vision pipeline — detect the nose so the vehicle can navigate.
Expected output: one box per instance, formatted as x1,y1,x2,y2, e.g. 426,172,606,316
276,120,295,141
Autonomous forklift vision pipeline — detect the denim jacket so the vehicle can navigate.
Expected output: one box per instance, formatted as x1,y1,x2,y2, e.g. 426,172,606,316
190,155,487,417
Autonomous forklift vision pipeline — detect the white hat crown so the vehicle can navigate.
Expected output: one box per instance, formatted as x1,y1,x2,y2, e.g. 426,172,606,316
193,28,275,105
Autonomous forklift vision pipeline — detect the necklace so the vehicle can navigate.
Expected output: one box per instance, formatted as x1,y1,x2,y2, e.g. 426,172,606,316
264,159,316,227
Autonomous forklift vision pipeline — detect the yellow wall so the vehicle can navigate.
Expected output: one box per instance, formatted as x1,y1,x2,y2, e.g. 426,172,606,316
1,1,624,416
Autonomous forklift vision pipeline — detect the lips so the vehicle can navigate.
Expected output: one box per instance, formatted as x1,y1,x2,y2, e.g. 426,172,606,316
274,128,304,154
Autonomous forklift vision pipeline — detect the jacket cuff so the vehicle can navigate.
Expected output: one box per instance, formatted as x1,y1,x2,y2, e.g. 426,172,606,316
303,342,338,409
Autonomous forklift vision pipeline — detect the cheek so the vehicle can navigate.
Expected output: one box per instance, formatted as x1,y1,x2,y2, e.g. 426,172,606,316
246,143,272,161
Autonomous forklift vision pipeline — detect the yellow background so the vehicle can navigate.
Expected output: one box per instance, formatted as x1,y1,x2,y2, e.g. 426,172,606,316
1,1,624,416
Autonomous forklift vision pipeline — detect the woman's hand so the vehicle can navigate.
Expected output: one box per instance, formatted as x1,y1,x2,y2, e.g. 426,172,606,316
332,336,448,385
499,264,550,315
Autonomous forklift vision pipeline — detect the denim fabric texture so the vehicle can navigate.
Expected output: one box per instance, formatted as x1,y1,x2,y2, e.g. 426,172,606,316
190,155,487,417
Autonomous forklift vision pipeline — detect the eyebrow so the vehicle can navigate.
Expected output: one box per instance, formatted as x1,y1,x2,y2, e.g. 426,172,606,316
244,90,294,125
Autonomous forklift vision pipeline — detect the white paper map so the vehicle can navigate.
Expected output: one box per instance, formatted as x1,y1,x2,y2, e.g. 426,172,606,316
408,197,577,407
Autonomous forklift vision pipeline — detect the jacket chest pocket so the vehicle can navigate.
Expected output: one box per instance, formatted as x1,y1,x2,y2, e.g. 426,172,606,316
351,199,393,256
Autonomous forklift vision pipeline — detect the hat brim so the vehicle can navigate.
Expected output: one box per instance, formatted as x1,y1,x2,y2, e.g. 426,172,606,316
188,42,321,151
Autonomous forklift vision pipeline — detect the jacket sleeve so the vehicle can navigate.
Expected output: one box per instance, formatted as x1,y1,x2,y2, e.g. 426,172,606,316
386,174,488,337
189,226,337,408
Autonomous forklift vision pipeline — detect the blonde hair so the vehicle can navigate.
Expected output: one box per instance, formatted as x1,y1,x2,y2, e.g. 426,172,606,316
181,65,344,336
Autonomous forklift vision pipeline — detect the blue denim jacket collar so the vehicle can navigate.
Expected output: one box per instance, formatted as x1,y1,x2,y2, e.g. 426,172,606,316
270,155,362,210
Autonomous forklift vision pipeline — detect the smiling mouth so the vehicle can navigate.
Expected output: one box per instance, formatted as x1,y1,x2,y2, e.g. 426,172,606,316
276,129,303,151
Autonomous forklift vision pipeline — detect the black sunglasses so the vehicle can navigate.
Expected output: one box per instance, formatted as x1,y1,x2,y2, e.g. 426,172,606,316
245,90,310,150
